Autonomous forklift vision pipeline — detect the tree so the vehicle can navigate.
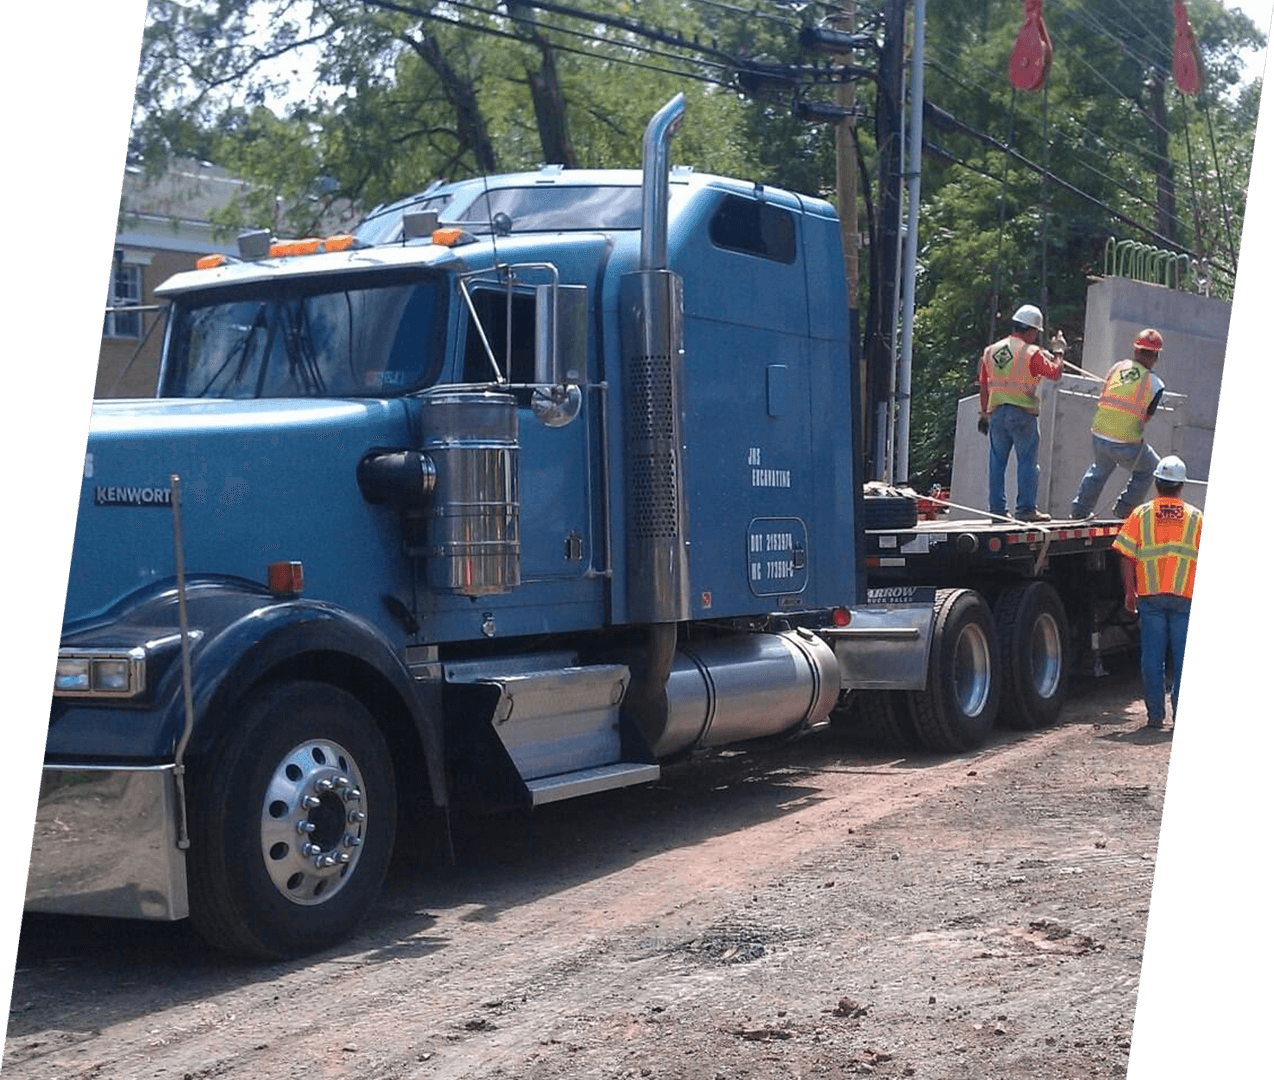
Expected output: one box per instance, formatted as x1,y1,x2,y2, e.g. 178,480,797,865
127,0,1263,488
900,0,1264,487
130,0,762,235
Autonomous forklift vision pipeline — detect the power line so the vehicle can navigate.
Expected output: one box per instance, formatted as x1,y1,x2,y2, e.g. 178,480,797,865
925,56,1196,239
924,35,1182,196
1051,0,1172,78
921,98,1235,276
924,37,1176,174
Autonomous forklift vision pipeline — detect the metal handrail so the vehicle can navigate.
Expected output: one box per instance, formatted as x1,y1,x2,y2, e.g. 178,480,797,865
1101,236,1202,293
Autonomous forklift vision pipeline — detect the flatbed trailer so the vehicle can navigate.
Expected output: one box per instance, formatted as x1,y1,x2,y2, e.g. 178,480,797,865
865,516,1122,583
847,514,1138,744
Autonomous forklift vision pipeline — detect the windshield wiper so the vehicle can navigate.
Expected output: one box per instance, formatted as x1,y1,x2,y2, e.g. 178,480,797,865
191,304,266,397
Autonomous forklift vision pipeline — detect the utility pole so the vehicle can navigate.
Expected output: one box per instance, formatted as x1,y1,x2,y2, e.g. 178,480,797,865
834,4,861,439
869,0,906,482
894,0,926,485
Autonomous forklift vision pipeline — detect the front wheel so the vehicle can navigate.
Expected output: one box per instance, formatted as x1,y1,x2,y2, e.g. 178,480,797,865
187,680,397,959
906,589,1001,753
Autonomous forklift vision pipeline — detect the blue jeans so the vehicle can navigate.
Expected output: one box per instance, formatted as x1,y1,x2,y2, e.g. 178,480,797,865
987,404,1041,515
1137,594,1191,723
1070,435,1159,518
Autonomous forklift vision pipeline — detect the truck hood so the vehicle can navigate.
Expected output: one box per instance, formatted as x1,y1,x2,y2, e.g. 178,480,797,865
64,397,414,630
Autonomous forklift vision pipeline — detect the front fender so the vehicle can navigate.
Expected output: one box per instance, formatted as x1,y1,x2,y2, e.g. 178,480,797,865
47,580,447,806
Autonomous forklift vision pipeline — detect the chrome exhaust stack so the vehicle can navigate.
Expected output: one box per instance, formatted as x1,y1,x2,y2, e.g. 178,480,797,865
620,94,690,741
616,96,687,743
639,93,685,273
621,93,690,626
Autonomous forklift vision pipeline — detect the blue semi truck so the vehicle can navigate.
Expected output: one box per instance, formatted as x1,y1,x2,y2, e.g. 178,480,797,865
27,97,1130,957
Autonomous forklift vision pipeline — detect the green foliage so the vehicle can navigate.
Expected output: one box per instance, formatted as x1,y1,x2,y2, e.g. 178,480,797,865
904,0,1264,485
128,0,1264,486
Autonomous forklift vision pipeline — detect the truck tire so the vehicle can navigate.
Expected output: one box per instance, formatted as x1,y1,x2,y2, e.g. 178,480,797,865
994,581,1069,730
906,589,1001,753
839,689,921,751
861,489,919,530
187,680,397,959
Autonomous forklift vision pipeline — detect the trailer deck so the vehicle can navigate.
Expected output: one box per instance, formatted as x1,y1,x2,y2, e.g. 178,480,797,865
863,517,1123,581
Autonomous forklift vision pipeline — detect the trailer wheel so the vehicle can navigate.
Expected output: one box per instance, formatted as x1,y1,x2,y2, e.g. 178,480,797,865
187,680,397,959
994,581,1069,730
906,589,1001,753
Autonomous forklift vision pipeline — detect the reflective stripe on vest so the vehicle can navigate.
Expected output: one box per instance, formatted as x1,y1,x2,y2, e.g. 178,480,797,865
983,336,1041,413
1092,359,1154,443
1117,497,1203,598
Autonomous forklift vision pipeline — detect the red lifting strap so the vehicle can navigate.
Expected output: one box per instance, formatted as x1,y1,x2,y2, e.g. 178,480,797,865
1009,0,1053,92
1173,0,1204,95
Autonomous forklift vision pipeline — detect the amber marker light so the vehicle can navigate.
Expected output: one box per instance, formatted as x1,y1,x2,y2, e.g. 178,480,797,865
270,238,323,258
196,253,226,270
267,561,305,596
324,234,356,252
431,227,466,247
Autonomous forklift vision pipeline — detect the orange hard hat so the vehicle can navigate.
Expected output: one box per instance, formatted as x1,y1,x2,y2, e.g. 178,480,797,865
1133,328,1163,351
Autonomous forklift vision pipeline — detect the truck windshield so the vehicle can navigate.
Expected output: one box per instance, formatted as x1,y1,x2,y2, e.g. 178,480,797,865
354,185,643,244
160,270,448,398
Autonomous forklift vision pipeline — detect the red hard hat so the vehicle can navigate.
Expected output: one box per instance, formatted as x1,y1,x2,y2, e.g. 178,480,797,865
1133,328,1163,351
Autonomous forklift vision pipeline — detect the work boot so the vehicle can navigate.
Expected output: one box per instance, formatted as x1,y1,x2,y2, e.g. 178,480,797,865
1016,509,1051,523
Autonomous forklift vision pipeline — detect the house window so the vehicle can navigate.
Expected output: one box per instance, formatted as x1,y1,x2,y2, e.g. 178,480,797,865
104,261,142,338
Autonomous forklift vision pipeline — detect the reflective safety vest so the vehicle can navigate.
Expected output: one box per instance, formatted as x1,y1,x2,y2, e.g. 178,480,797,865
1113,496,1203,599
1092,359,1155,443
982,335,1042,414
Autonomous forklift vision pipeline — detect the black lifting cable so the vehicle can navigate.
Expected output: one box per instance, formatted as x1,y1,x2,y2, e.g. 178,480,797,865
1039,77,1051,325
1176,88,1207,286
989,86,1018,347
1199,95,1240,269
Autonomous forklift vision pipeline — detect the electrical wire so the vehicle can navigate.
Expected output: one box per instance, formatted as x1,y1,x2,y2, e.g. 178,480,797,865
925,36,1177,173
923,46,1198,240
1051,0,1172,78
167,0,1243,285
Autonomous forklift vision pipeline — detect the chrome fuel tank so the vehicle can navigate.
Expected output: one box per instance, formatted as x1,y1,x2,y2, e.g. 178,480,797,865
647,630,841,758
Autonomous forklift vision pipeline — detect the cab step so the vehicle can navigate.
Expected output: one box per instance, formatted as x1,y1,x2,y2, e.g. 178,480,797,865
526,762,661,806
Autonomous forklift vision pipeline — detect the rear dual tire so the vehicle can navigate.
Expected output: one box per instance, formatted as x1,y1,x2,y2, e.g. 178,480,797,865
994,581,1069,730
906,589,1001,753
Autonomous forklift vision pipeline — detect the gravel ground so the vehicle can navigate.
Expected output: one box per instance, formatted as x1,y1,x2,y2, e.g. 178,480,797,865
4,660,1171,1079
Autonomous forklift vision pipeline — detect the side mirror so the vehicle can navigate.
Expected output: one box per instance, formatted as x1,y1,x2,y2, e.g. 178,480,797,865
534,283,587,387
531,283,586,428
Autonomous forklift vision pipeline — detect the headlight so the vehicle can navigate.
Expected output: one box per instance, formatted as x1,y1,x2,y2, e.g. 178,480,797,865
54,649,147,698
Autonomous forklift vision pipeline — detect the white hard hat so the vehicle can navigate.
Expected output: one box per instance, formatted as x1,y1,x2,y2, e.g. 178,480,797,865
1153,455,1187,483
1012,304,1044,331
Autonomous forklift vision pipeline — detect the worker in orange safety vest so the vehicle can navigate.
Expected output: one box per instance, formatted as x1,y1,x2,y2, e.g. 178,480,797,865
1112,454,1202,730
977,303,1064,522
1070,328,1167,519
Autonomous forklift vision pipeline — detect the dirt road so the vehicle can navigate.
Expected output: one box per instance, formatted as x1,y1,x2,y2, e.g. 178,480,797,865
5,662,1171,1080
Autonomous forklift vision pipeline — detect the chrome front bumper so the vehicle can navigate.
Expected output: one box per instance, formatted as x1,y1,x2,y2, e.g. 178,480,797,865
24,764,189,921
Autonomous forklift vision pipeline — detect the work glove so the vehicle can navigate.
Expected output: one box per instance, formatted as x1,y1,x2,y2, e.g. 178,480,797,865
977,415,990,436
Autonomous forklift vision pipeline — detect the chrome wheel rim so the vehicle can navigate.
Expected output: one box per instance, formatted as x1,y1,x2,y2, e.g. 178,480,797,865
953,622,993,717
260,738,368,906
1030,612,1064,700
